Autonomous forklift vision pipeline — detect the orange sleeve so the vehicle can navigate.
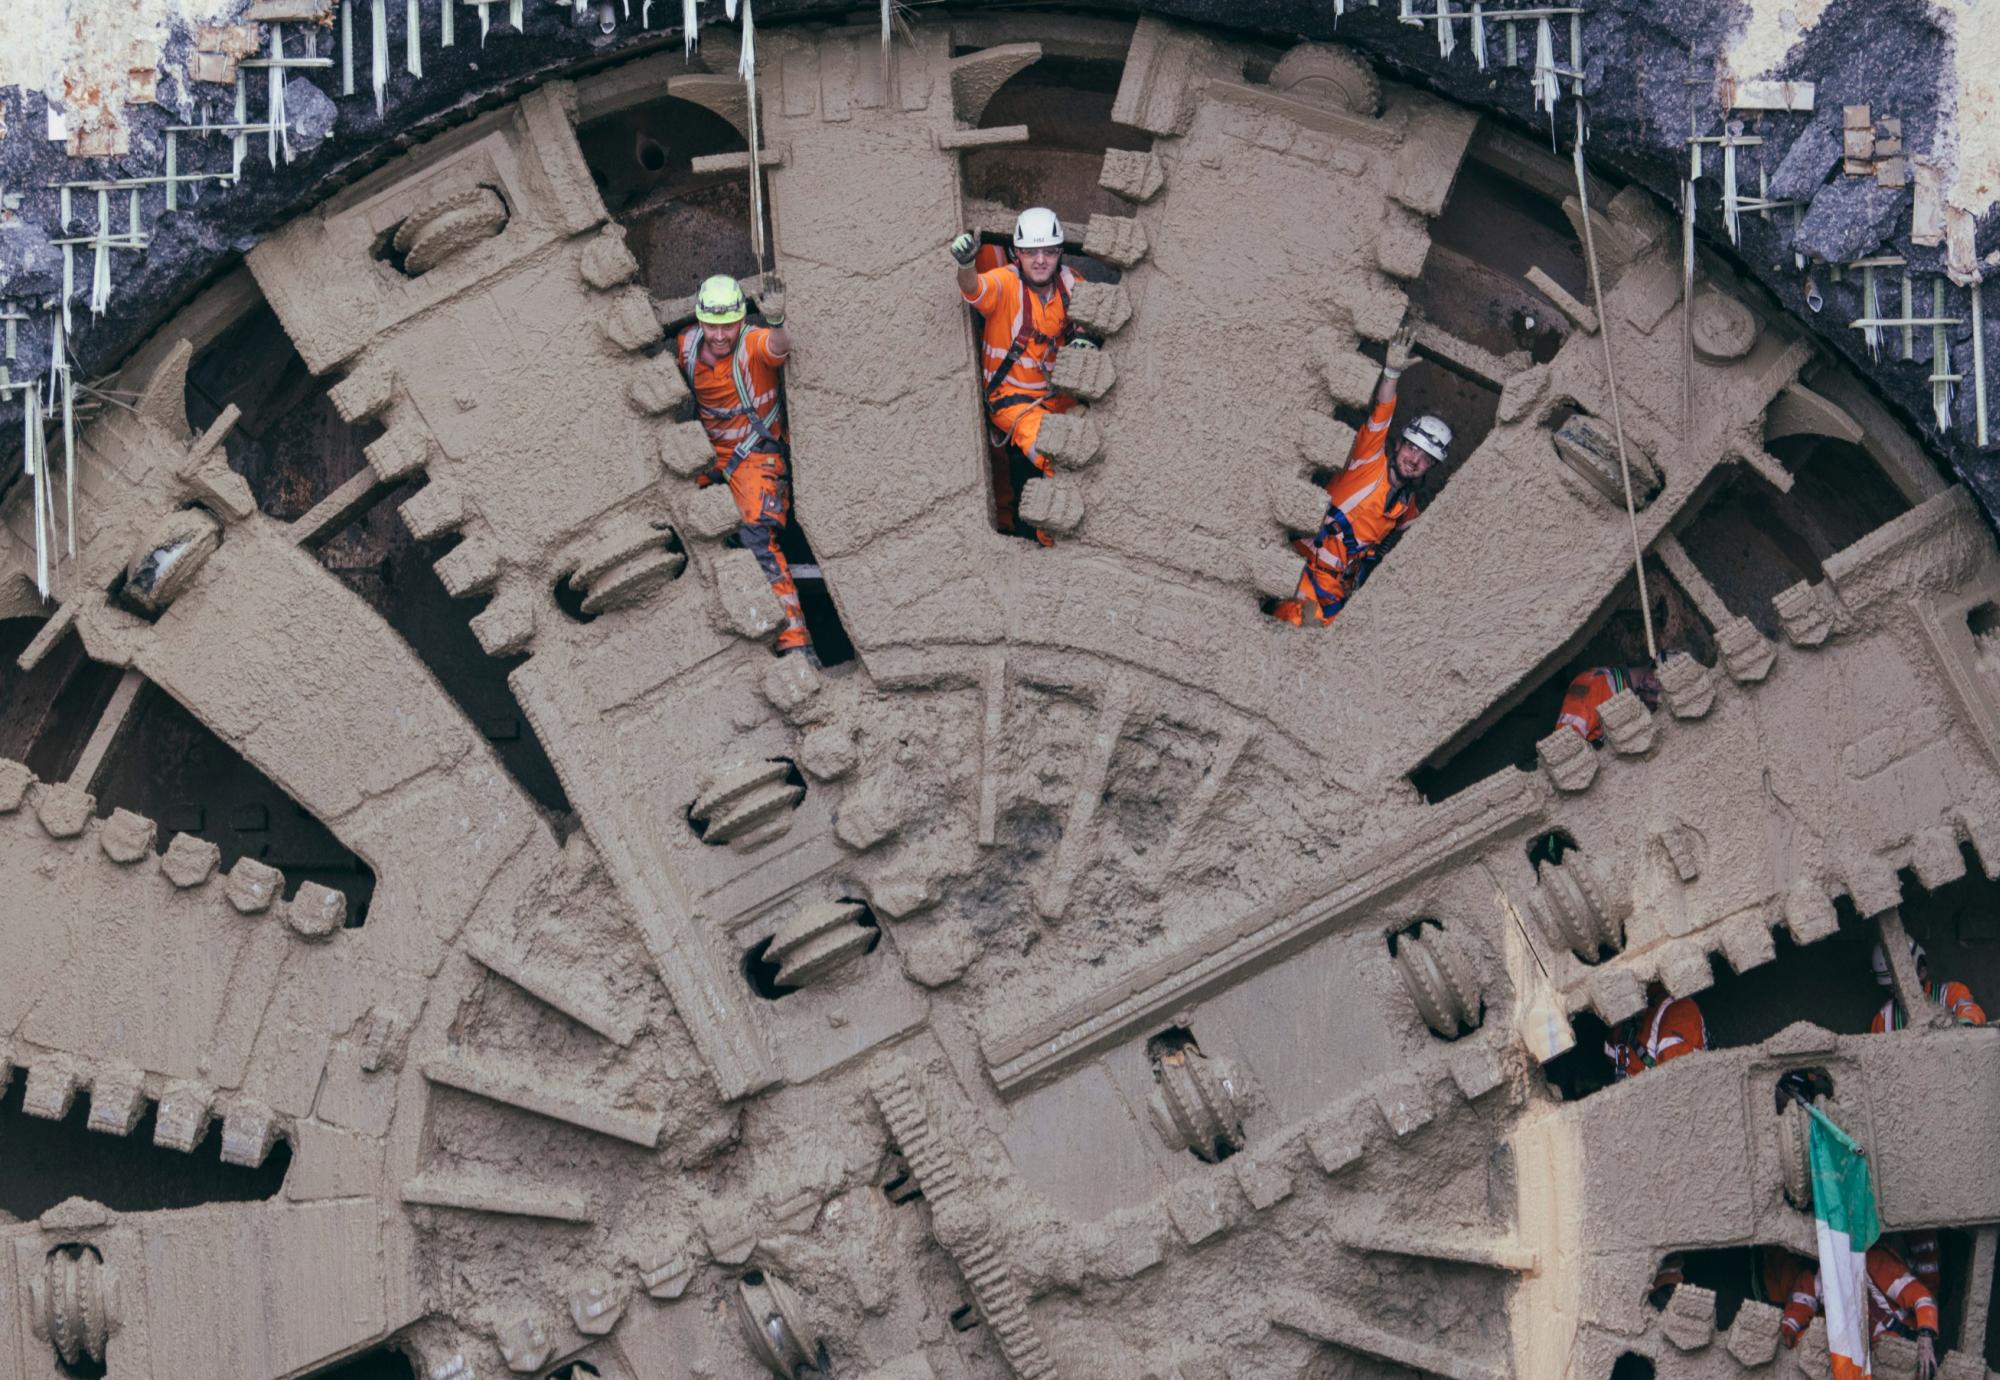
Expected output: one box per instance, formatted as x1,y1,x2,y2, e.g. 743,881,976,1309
749,325,788,366
1868,1251,1939,1334
963,266,1011,316
1870,1003,1891,1034
1652,998,1708,1065
1943,981,1987,1024
1557,671,1611,741
1344,397,1396,469
1779,1264,1820,1343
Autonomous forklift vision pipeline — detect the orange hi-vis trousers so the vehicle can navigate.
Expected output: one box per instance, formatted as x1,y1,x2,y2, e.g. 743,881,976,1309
704,454,808,653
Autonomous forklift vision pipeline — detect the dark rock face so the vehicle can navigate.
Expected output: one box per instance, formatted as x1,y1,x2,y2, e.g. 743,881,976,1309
2,0,1995,513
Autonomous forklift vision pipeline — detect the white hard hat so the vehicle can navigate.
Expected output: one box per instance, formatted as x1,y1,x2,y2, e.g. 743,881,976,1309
1871,938,1925,987
1013,206,1065,250
1403,414,1453,463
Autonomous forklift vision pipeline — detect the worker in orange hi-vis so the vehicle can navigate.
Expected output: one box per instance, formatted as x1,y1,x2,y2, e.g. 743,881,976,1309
1555,664,1663,743
674,274,811,660
1604,982,1708,1081
952,208,1082,545
1870,938,1987,1032
1866,1238,1940,1378
1752,1243,1940,1378
1272,317,1453,626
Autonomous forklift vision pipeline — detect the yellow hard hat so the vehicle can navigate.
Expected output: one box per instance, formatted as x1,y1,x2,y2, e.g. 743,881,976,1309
695,274,747,324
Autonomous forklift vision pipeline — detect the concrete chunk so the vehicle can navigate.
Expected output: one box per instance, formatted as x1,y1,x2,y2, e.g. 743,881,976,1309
1050,343,1116,401
1536,726,1598,792
601,287,663,351
327,362,395,423
1590,967,1646,1024
1035,408,1104,468
1723,1299,1781,1366
1267,473,1329,535
580,226,640,289
1082,214,1150,267
0,758,32,811
153,1082,214,1151
471,592,537,658
1596,690,1656,755
23,1063,79,1120
659,420,717,478
713,548,785,639
36,783,94,839
1372,1077,1432,1137
1657,652,1716,718
286,881,348,938
1066,281,1132,336
98,807,156,863
685,484,745,540
434,539,500,598
220,1100,281,1166
1716,616,1776,682
630,355,691,415
226,856,284,914
366,427,433,483
1018,476,1085,535
1100,148,1165,202
1305,1116,1365,1174
86,1069,148,1136
1234,1155,1294,1210
1662,1282,1716,1350
1657,940,1715,998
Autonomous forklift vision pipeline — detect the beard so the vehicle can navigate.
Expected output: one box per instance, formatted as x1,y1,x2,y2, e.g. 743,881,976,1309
1018,256,1060,286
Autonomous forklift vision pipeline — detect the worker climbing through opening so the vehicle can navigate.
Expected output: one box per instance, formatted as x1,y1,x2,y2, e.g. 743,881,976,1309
1605,981,1707,1081
950,208,1086,544
1757,1241,1940,1378
1551,594,1698,743
676,274,812,660
1273,318,1453,625
1870,938,1988,1031
1556,664,1662,744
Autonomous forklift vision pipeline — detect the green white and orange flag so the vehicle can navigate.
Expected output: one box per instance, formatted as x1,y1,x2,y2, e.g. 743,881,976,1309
1809,1104,1882,1379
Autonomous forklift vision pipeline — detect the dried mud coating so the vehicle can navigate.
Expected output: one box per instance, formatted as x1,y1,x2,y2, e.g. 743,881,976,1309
3,15,2000,1380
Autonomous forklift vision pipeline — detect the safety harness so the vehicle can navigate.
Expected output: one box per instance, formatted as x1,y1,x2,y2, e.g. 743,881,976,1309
679,325,788,485
984,264,1075,417
1299,476,1417,619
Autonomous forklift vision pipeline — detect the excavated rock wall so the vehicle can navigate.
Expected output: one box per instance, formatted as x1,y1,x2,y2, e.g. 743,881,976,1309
3,0,2000,518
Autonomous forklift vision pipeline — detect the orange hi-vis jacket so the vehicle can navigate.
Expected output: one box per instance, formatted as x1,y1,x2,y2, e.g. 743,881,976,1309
1873,979,1987,1032
1866,1244,1940,1340
1899,1230,1943,1296
963,262,1079,458
1761,1245,1940,1345
1605,996,1708,1080
676,324,790,522
1760,1248,1821,1347
1282,397,1420,623
1557,667,1634,744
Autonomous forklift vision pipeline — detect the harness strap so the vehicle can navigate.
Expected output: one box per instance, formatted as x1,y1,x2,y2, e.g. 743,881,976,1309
680,326,789,482
984,266,1072,405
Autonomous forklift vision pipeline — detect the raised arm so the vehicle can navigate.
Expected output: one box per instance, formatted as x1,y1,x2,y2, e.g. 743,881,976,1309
759,274,792,357
951,231,980,298
1378,316,1420,408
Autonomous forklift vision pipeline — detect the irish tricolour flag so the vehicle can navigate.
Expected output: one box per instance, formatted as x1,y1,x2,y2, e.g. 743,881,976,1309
1810,1104,1883,1379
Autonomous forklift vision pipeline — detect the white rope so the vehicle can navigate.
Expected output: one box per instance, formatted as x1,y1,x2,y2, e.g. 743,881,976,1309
1682,177,1695,472
1572,130,1659,663
406,0,423,78
1533,16,1560,137
372,0,388,115
740,0,765,267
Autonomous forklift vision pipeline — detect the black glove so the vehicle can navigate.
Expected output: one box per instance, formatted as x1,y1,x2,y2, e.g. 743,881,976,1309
950,231,978,267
